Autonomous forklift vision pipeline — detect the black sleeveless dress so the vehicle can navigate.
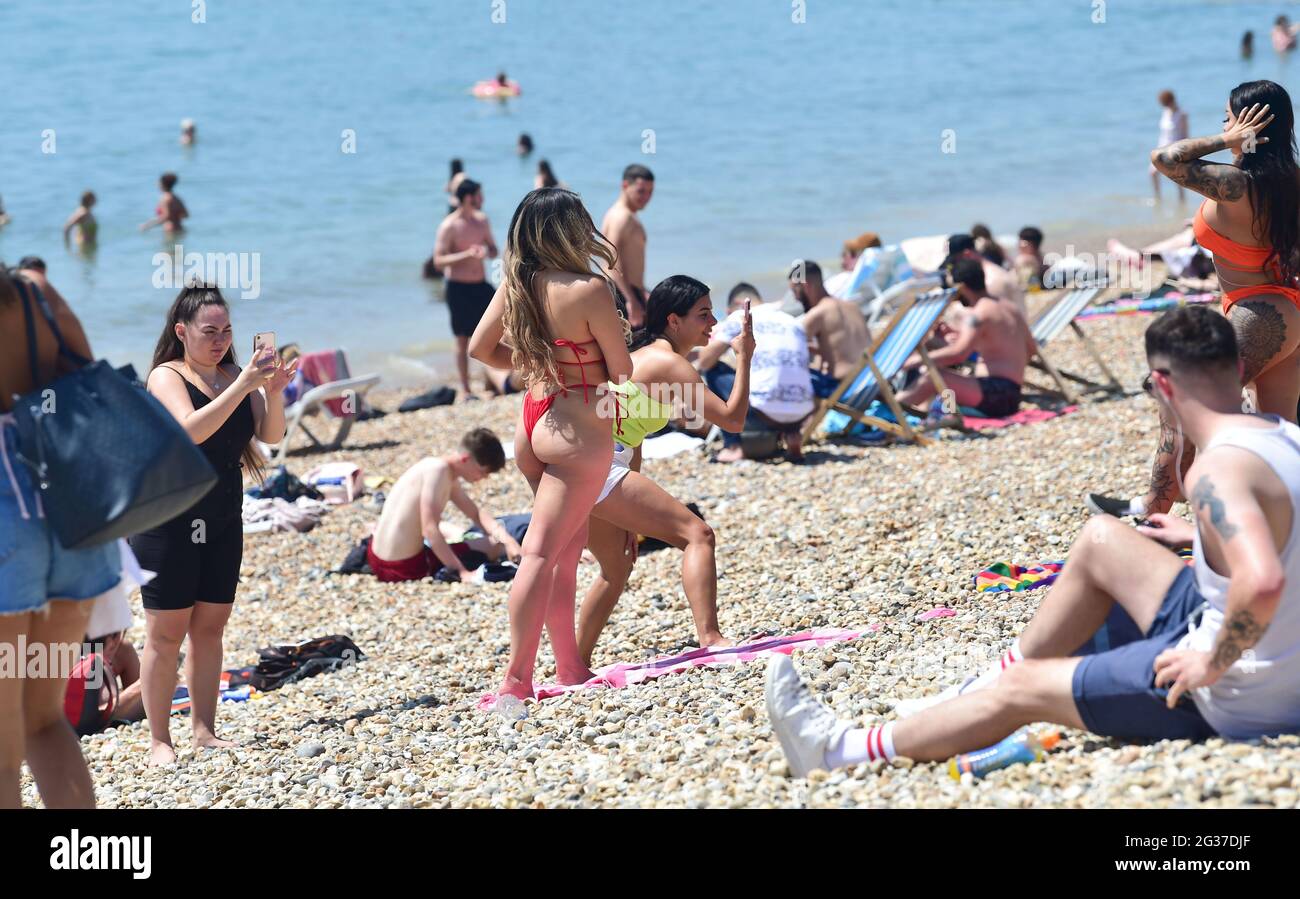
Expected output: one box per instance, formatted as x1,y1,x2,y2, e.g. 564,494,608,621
129,370,255,610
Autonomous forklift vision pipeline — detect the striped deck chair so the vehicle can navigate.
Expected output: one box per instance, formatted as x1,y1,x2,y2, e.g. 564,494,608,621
803,286,956,446
1028,284,1121,401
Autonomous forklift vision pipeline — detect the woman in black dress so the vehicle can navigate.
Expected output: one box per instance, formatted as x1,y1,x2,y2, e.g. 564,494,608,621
130,284,296,766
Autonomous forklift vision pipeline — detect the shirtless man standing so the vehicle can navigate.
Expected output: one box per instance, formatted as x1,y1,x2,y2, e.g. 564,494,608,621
896,257,1034,418
790,260,870,397
601,164,654,329
434,179,498,398
367,428,521,583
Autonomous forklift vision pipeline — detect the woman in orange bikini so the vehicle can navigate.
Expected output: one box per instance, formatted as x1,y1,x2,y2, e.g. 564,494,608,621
1089,81,1300,519
469,188,633,703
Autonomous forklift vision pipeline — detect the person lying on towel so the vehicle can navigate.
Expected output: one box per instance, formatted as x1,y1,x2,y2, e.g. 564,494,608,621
895,257,1032,419
367,428,522,582
766,307,1300,776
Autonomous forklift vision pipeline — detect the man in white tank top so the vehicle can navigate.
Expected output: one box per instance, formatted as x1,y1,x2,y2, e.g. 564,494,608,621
765,306,1300,777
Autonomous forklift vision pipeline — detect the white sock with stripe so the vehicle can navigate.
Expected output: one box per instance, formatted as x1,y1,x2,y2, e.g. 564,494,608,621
958,639,1023,696
825,722,896,768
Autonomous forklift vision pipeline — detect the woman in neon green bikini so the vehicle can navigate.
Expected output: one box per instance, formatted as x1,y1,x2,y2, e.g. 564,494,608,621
578,275,754,663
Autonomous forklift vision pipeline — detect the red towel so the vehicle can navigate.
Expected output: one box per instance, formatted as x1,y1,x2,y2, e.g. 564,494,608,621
297,351,350,417
961,405,1078,431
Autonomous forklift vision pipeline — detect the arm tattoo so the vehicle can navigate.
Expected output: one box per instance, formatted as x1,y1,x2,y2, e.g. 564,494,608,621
1190,475,1239,540
1230,300,1288,384
1153,137,1247,201
1149,422,1179,508
1212,608,1266,671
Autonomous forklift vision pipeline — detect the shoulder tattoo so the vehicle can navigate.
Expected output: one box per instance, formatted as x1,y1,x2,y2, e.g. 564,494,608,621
1190,475,1239,541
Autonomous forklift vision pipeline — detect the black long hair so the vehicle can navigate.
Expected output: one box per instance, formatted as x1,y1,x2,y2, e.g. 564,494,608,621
630,275,711,350
1230,80,1300,284
538,159,558,188
152,283,264,480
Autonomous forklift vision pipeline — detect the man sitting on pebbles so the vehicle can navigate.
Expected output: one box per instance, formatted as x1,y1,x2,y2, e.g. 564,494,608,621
766,306,1300,776
367,428,522,582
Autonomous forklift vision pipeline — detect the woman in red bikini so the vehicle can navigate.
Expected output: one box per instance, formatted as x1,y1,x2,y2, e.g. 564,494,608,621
469,188,633,702
1089,81,1300,519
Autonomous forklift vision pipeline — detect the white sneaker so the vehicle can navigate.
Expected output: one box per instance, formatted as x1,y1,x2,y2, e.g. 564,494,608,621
765,655,850,778
892,675,975,719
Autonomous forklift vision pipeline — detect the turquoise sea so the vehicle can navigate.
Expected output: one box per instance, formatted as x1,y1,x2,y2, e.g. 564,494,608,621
3,0,1298,382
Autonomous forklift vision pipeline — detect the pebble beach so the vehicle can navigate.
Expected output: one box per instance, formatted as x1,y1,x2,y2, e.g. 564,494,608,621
31,296,1300,810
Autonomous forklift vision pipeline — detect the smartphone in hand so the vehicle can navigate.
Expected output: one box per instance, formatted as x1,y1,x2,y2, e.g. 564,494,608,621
253,331,275,357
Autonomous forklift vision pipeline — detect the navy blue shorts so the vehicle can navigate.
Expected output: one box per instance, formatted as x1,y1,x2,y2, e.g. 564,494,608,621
810,369,839,399
1071,567,1217,742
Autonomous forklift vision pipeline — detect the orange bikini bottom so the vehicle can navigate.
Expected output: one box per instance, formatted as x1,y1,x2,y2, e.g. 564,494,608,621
1221,283,1300,315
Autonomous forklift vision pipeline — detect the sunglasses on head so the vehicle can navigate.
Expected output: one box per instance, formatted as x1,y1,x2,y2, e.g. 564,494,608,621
1142,368,1171,395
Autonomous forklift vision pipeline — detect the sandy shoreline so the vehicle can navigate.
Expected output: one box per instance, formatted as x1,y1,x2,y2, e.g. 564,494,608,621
33,293,1300,809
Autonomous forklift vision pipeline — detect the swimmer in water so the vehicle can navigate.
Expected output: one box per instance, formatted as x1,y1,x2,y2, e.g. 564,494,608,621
180,118,196,146
63,191,98,248
140,172,188,234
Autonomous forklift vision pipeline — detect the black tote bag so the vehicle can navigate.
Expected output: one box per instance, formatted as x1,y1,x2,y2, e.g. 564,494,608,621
9,277,218,549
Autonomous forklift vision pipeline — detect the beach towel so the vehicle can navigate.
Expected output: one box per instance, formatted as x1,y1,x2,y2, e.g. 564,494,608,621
1075,292,1216,320
641,430,705,460
975,550,1194,593
974,561,1066,594
297,351,350,416
242,494,330,534
171,666,260,715
476,627,866,709
959,405,1079,431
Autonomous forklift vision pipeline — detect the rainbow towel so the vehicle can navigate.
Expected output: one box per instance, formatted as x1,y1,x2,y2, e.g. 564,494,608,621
1076,292,1216,320
975,549,1194,594
477,627,866,710
974,561,1065,594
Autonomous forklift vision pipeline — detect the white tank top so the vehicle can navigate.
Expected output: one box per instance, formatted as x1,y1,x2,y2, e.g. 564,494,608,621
1179,415,1300,738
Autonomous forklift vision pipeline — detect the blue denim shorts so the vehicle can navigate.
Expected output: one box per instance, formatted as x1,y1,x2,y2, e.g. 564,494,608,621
0,416,121,614
1071,567,1216,742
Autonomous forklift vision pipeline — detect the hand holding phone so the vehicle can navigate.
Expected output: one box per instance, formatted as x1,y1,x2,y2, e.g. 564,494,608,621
252,331,277,380
732,299,756,361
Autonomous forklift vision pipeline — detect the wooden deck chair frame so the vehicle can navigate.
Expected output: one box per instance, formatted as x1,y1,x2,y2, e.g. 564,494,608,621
803,286,954,447
1026,285,1121,401
273,350,381,462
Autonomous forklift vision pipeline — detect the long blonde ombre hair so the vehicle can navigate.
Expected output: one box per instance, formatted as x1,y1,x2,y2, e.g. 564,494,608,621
502,188,626,391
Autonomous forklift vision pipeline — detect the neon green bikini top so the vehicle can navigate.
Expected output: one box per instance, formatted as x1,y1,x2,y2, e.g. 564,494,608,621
608,380,673,448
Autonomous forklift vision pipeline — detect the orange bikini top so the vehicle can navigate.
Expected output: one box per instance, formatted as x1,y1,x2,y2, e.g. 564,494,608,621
1194,202,1274,273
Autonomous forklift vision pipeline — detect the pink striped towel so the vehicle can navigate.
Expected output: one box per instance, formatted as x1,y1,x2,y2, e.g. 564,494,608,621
960,405,1078,431
477,627,866,710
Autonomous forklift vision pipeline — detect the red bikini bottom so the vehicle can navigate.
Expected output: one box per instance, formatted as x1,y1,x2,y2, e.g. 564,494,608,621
523,392,558,442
